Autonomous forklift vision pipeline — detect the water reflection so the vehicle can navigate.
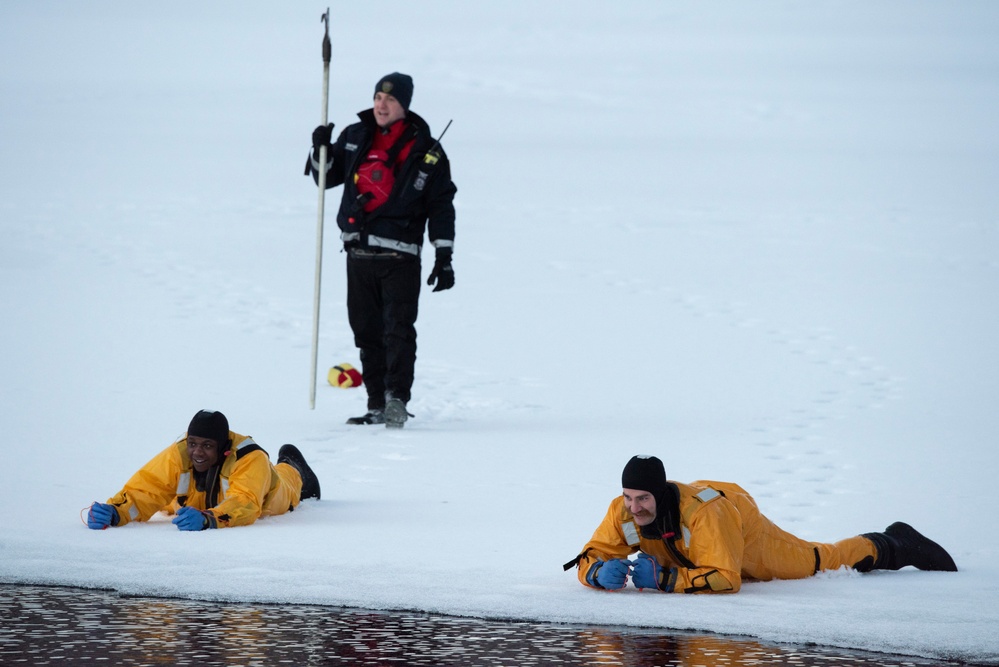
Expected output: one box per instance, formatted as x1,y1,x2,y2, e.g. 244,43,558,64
0,584,966,666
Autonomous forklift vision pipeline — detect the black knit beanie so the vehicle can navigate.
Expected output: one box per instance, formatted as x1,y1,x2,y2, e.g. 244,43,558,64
374,72,414,111
622,455,667,497
188,410,230,452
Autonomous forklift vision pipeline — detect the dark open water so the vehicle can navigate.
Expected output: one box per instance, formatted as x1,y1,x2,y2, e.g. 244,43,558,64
0,584,977,666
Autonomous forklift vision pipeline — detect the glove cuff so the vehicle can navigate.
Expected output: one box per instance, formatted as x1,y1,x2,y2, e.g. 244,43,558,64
586,562,605,589
434,246,453,263
659,567,678,593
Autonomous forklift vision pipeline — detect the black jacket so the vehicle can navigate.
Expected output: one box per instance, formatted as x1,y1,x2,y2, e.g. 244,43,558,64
310,109,457,257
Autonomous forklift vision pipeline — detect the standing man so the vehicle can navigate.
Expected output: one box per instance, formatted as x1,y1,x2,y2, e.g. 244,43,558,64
566,455,957,593
86,410,321,531
307,72,457,429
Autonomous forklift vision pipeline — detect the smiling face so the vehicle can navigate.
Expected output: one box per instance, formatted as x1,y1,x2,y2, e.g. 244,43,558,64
187,435,220,472
622,488,657,526
373,91,406,128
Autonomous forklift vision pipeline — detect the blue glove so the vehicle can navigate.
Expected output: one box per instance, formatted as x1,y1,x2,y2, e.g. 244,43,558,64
172,506,210,532
632,552,664,590
587,558,631,590
87,503,119,530
633,552,679,591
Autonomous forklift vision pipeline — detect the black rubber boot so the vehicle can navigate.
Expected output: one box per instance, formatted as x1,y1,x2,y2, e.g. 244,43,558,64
385,398,409,429
278,444,322,501
346,409,385,425
862,522,957,572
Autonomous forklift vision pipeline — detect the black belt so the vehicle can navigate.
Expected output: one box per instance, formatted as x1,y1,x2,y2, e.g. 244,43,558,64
348,248,403,260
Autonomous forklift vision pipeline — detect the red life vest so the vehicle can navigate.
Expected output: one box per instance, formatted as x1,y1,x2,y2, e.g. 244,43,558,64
354,122,415,213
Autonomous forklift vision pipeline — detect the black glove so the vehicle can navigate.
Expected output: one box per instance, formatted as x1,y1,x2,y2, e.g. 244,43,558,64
312,123,335,152
427,248,455,292
306,123,336,175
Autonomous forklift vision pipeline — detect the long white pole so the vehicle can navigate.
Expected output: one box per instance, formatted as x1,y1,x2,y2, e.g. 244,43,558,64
310,9,331,410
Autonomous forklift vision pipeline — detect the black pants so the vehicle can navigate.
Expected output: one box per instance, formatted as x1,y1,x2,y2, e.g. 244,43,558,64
346,252,421,409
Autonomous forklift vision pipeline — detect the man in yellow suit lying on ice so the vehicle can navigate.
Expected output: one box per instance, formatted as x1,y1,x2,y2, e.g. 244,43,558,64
86,410,321,531
566,455,957,593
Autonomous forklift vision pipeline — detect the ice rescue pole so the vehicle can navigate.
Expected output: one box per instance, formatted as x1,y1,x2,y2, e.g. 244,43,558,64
309,9,332,410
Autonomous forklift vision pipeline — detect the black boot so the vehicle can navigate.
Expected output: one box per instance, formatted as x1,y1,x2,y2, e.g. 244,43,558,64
346,409,384,425
862,522,957,572
385,397,409,429
278,444,321,501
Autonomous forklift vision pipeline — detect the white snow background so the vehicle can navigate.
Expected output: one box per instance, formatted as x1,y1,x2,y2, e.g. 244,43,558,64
2,2,998,664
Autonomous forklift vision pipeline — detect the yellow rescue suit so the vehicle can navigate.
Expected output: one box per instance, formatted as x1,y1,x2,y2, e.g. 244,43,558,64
106,431,303,528
577,480,876,593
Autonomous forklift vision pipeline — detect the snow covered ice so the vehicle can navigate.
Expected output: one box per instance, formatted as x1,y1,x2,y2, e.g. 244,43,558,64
2,2,998,664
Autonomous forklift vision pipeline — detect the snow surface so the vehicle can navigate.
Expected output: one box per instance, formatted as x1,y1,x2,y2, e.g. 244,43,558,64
2,1,998,664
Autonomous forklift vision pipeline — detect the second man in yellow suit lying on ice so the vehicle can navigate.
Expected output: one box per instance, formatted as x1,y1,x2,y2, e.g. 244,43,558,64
566,455,957,593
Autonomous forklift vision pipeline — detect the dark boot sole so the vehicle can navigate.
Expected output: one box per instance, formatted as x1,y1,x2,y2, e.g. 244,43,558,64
346,417,385,425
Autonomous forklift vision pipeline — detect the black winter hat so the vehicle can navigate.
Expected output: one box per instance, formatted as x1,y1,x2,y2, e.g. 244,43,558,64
622,455,667,496
374,72,414,111
188,410,230,451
